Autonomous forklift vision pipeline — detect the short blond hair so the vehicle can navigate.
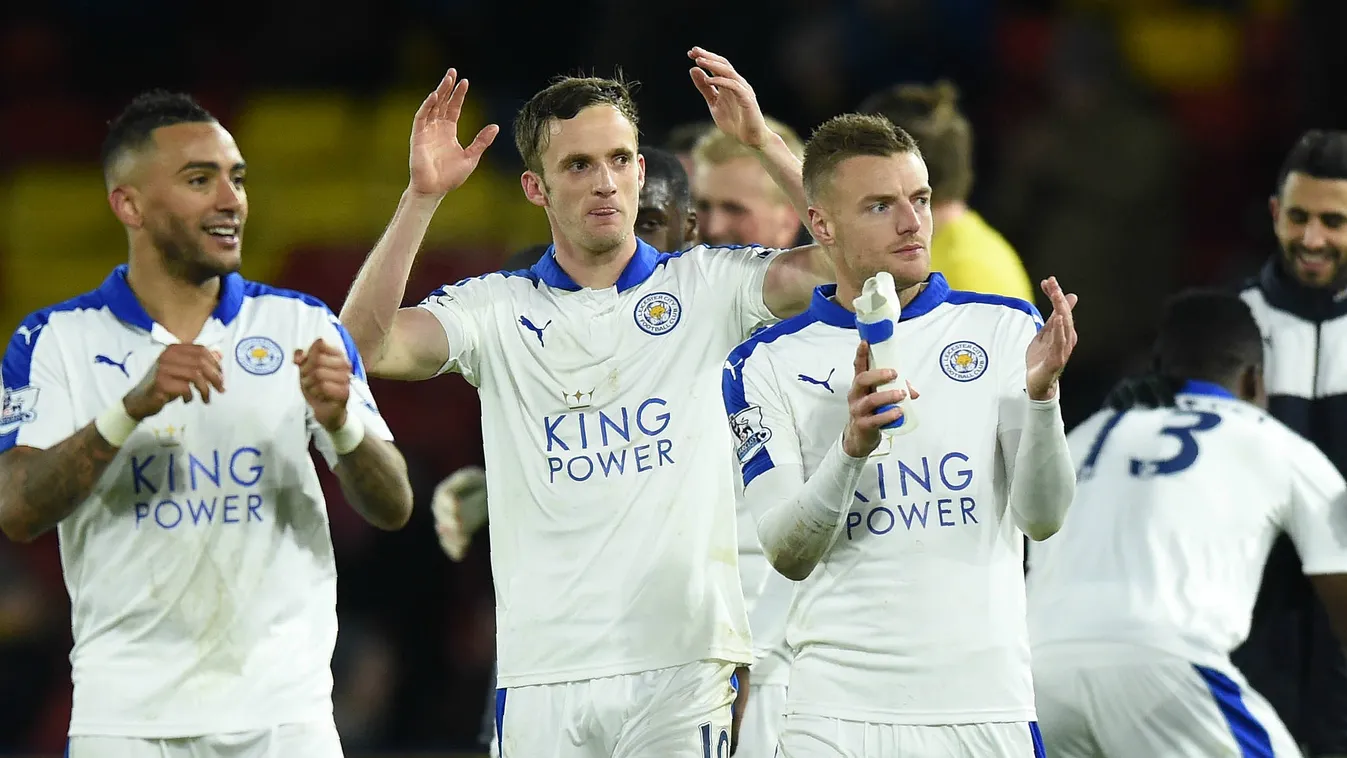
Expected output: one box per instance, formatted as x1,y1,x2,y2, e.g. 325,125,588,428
692,116,804,205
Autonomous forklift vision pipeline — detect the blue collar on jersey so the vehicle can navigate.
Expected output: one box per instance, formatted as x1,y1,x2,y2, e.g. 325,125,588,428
529,238,663,293
1177,379,1237,399
98,264,246,331
808,272,952,328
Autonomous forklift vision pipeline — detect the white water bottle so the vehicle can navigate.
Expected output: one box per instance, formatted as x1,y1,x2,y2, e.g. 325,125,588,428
853,271,916,434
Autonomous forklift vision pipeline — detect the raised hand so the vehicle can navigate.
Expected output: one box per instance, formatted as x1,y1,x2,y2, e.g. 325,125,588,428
842,342,920,459
687,47,771,150
409,68,500,198
295,339,352,432
123,344,225,421
1025,276,1079,401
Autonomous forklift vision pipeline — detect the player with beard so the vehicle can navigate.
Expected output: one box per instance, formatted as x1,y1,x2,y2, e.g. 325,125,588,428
0,91,413,757
1103,129,1347,757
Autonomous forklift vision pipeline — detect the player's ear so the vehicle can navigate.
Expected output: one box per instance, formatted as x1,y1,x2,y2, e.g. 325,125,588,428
521,171,548,208
807,206,835,246
684,210,698,248
108,186,144,229
1269,194,1280,224
637,153,646,189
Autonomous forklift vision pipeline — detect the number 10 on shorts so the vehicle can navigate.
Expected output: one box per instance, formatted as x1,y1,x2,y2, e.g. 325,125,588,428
700,721,730,758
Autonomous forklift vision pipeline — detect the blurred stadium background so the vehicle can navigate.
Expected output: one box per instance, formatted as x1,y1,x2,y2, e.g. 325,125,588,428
1,0,1343,754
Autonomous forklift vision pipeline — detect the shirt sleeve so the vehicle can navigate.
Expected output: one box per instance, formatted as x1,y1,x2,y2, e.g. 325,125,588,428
414,275,496,386
725,343,865,578
1285,432,1347,576
0,317,76,454
691,245,786,338
309,309,397,469
994,306,1076,540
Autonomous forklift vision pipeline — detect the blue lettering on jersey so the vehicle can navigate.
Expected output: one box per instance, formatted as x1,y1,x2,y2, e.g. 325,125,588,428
844,451,978,539
543,397,676,483
131,446,268,529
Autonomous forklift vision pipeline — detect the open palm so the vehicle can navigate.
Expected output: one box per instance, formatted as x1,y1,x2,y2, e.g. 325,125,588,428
1025,276,1079,401
409,68,500,197
687,47,770,150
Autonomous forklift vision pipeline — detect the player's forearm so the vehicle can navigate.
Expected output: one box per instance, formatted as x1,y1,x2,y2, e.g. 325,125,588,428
755,438,866,581
340,189,443,366
0,425,119,542
1008,396,1075,541
334,435,414,531
754,131,808,224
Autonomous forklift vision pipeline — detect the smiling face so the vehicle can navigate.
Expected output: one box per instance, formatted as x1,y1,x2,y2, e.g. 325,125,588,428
1272,171,1347,289
109,121,248,282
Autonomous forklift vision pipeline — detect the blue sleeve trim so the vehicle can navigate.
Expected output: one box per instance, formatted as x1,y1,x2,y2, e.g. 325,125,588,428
722,313,822,488
332,321,367,382
2,296,104,452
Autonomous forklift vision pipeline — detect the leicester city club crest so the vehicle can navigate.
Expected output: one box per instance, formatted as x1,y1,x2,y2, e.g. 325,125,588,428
633,291,682,336
235,336,284,376
939,341,990,382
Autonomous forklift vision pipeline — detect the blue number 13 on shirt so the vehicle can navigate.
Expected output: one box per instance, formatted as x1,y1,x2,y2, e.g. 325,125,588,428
1079,409,1223,480
1129,411,1222,477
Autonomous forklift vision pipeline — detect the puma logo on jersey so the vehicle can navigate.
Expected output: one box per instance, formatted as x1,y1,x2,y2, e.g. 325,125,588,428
16,325,42,345
520,316,552,347
797,368,836,393
95,351,132,378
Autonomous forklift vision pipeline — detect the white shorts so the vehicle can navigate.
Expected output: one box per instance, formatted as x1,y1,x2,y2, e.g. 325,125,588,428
737,683,787,758
1033,653,1301,758
65,721,343,758
778,715,1044,758
496,659,737,757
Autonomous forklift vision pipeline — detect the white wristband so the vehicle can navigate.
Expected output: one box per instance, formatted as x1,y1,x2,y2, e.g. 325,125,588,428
328,414,366,456
94,401,139,447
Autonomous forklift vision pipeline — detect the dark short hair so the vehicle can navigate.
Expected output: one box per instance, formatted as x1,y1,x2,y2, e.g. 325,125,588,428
639,145,691,212
1153,289,1263,384
513,75,639,176
101,90,217,183
858,80,972,203
1276,129,1347,194
802,113,920,204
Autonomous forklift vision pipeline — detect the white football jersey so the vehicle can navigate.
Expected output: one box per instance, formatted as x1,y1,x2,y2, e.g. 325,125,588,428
418,240,774,688
1026,384,1347,668
0,266,392,738
724,274,1044,725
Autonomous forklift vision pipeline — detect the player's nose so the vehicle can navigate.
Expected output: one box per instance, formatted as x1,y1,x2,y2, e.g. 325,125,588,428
893,200,921,235
215,175,244,211
593,163,618,195
1302,219,1329,248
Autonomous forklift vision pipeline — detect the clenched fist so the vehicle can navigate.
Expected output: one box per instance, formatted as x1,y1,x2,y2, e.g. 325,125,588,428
123,344,226,421
295,339,351,432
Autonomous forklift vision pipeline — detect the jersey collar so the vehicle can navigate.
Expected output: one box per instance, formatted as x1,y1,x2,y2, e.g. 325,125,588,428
99,264,247,331
808,272,952,329
1177,379,1236,399
530,238,662,293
